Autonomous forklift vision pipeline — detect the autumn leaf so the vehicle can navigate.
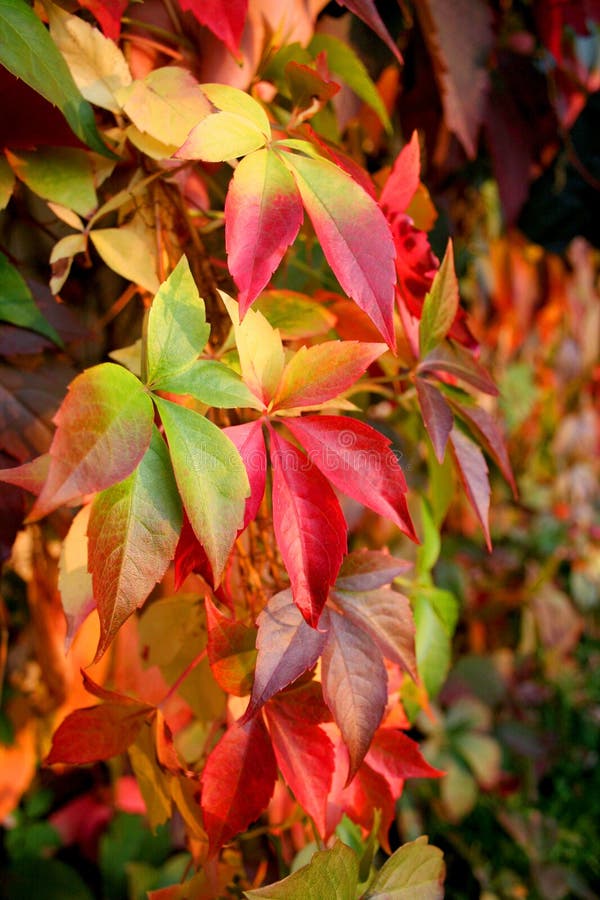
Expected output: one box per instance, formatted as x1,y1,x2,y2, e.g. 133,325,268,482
176,0,247,57
418,342,498,395
265,699,334,836
449,426,492,549
331,586,417,679
242,589,328,720
76,0,127,41
415,377,454,463
88,428,182,659
178,83,270,161
365,728,444,796
367,835,445,898
450,400,517,495
224,420,267,529
205,596,257,696
416,0,492,159
30,363,154,521
145,255,210,387
157,360,264,411
284,415,417,540
321,608,388,781
335,549,411,592
337,0,403,64
0,251,62,346
58,504,95,649
201,717,277,855
154,397,249,583
225,148,303,317
271,341,386,411
46,697,153,764
269,428,346,627
380,130,421,217
279,148,397,348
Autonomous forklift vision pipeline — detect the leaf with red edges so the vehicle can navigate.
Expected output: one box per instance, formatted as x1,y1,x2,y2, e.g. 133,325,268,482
271,341,385,411
279,150,397,349
337,0,403,63
415,377,454,463
205,596,257,696
225,149,303,317
0,454,50,495
365,728,444,795
201,717,277,855
284,415,417,541
380,130,421,216
89,428,182,660
331,587,417,679
223,421,267,528
335,549,411,591
266,700,334,837
29,364,154,521
177,0,247,57
450,401,517,495
449,426,491,549
269,428,346,627
242,589,328,721
321,608,387,781
46,701,153,765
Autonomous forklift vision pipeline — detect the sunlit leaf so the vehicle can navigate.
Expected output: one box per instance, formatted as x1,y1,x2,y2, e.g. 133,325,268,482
253,290,336,339
46,698,153,765
158,360,264,411
90,223,160,293
366,836,445,898
269,428,346,627
245,840,359,899
419,242,459,357
205,596,257,696
380,131,421,217
0,155,15,209
30,363,154,520
225,148,303,316
178,84,270,161
89,428,182,659
280,150,397,348
154,397,249,583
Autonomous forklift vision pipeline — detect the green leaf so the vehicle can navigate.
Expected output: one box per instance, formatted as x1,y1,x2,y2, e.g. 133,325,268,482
0,251,63,345
366,836,445,898
145,256,209,386
153,397,249,583
253,290,336,339
6,147,97,217
419,242,459,357
245,841,359,899
413,595,451,700
30,363,154,520
416,498,440,577
89,428,183,659
155,359,264,411
309,34,392,132
0,0,114,156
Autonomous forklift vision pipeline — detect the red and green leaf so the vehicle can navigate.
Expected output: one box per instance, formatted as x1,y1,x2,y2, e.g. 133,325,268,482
205,596,257,696
284,415,417,540
451,401,517,495
271,340,385,411
225,148,303,317
88,428,182,660
30,363,154,521
224,420,267,529
380,130,421,217
279,149,397,348
419,242,459,357
269,428,346,627
418,341,499,395
200,717,277,855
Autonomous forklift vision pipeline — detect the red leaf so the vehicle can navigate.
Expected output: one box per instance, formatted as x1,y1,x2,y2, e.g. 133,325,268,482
271,341,385,411
77,0,126,40
0,454,50,496
418,342,498,395
265,701,334,836
284,415,417,541
449,426,491,550
177,0,248,57
415,0,493,158
321,608,387,781
223,421,267,528
205,596,257,696
242,589,328,720
365,728,444,796
173,512,214,590
332,587,417,679
280,150,397,349
45,702,152,765
415,377,454,463
336,0,403,64
451,402,517,496
335,549,411,591
380,131,421,217
201,717,277,855
269,428,346,627
225,149,303,317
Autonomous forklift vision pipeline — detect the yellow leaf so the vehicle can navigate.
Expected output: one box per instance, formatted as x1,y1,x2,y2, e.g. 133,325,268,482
90,218,159,293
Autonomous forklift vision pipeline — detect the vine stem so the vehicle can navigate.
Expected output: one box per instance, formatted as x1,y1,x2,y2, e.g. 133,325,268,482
158,648,207,709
